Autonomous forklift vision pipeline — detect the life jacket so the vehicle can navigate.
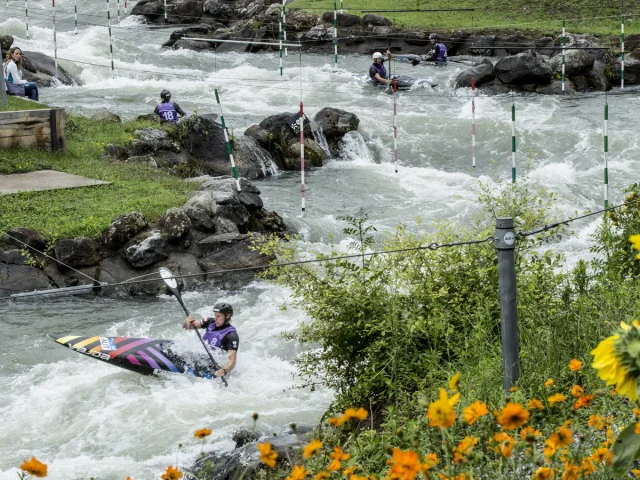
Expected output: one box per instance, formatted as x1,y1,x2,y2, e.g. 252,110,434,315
369,62,387,83
157,101,178,123
202,323,236,350
435,42,447,62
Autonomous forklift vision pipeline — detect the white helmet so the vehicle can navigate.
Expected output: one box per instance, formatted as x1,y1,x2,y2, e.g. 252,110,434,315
372,52,384,59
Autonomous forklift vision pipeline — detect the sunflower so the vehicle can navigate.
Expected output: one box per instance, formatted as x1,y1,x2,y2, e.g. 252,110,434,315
19,457,48,478
495,403,530,430
463,401,488,425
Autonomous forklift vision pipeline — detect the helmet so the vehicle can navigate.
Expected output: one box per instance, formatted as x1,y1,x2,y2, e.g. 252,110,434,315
160,89,171,101
213,302,233,319
429,33,439,40
372,52,384,59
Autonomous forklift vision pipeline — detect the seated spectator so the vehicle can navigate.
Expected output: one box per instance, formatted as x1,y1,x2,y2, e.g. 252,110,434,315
3,47,39,101
154,90,186,123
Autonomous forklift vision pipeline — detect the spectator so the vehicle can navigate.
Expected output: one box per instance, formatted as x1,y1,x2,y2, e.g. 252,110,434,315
3,47,39,101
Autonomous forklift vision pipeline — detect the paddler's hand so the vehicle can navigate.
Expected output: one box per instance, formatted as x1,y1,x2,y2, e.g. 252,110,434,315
215,368,226,377
183,314,196,329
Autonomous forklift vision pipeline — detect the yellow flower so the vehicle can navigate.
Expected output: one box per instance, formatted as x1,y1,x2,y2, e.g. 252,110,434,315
590,447,612,465
315,472,330,480
520,426,542,443
453,437,478,463
634,408,640,418
630,234,640,258
258,442,278,468
573,394,595,410
527,398,544,410
548,427,573,449
426,388,460,428
547,393,567,407
343,407,368,421
491,432,516,458
544,379,555,388
303,439,323,459
568,359,583,372
580,457,597,476
343,466,358,476
161,466,183,480
635,423,640,435
588,415,606,430
463,400,488,425
495,403,530,430
448,372,461,391
560,463,579,480
570,385,584,398
20,457,48,477
287,465,310,480
422,453,439,471
328,447,351,471
533,466,555,480
386,448,422,480
632,469,640,478
509,386,518,392
194,428,212,439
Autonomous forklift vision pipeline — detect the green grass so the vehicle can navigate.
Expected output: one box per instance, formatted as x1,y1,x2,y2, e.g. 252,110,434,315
0,115,197,240
291,0,640,35
0,96,50,112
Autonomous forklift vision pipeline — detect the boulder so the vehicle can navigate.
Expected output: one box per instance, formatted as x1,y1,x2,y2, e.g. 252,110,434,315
0,250,27,265
454,58,495,88
244,124,271,149
90,111,122,123
631,48,640,61
197,232,250,254
180,115,233,174
4,227,47,252
232,429,262,449
549,49,595,75
247,209,287,235
126,155,158,168
536,80,575,95
101,212,148,250
468,36,497,57
166,0,202,24
103,144,129,160
283,139,326,169
233,136,279,179
259,112,312,167
494,50,552,85
131,128,179,155
238,191,263,210
124,231,169,268
0,35,13,51
286,10,319,31
321,12,361,27
53,237,101,268
160,208,191,241
362,14,392,27
184,191,218,232
21,51,76,86
130,0,166,22
585,60,611,91
202,176,263,210
571,75,589,92
611,56,640,85
136,113,160,123
213,217,240,234
216,205,250,231
203,0,230,17
313,107,359,140
0,263,56,293
301,26,333,42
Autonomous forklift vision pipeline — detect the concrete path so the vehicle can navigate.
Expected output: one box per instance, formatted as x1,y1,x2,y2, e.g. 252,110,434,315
0,170,110,195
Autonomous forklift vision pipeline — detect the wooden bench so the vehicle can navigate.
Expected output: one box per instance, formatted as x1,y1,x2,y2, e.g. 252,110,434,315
0,108,65,152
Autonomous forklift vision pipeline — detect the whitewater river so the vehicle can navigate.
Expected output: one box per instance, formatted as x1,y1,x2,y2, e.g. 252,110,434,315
1,2,640,478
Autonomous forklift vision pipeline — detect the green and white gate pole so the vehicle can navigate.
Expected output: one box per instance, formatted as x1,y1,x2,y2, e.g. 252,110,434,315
107,0,114,73
333,0,338,68
25,0,29,39
215,88,241,193
73,0,78,33
496,217,520,392
163,0,167,22
116,0,120,22
282,0,287,57
604,102,609,209
621,13,625,89
52,0,58,78
0,46,8,108
561,18,566,93
300,102,305,213
472,77,476,168
511,102,516,183
279,18,283,75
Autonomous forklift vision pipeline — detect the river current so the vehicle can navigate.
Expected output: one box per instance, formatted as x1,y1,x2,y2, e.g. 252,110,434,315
1,2,640,478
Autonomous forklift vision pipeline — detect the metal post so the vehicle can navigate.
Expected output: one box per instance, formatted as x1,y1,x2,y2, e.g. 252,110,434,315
300,101,305,213
496,217,519,391
471,76,476,168
282,0,287,57
604,102,609,209
393,80,398,173
333,0,338,68
107,0,114,73
53,0,58,78
0,47,8,109
621,13,625,89
73,0,78,33
116,0,120,22
163,0,167,22
25,0,29,39
278,19,283,75
561,18,566,93
511,102,516,183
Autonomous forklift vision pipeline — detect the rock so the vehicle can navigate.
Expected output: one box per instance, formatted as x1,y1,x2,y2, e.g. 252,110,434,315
468,36,497,57
454,58,495,88
611,56,640,85
0,263,56,293
103,144,129,160
184,191,218,232
131,128,179,155
101,212,148,250
160,208,191,241
549,49,595,75
321,12,361,27
238,191,263,210
130,0,165,22
233,136,279,179
136,113,160,123
286,10,318,31
126,155,158,168
571,75,589,92
259,112,312,167
90,111,122,123
216,205,250,231
557,33,609,62
263,3,281,16
0,250,28,265
54,237,101,269
0,35,13,51
301,26,333,42
213,217,240,234
154,150,190,168
203,0,230,17
21,51,75,86
313,107,359,140
585,60,611,91
124,231,169,269
536,80,575,95
179,115,234,174
244,124,271,149
283,139,325,169
494,50,552,85
201,176,263,209
247,209,287,235
211,182,240,205
197,232,250,254
494,35,536,56
232,429,261,449
4,227,47,252
362,14,392,27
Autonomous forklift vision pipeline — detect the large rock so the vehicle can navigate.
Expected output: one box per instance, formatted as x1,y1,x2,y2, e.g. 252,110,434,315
536,80,576,95
585,60,611,91
0,263,56,293
53,237,101,268
124,231,169,268
247,209,287,235
4,227,47,252
244,124,270,149
549,49,595,75
0,250,27,265
203,0,230,17
321,12,361,27
202,176,263,210
216,205,250,231
160,208,191,242
21,51,76,86
101,212,148,250
454,58,495,88
90,111,122,123
301,26,333,42
283,139,326,169
494,50,552,85
130,0,166,22
313,107,359,140
184,191,218,232
104,144,129,160
233,136,279,179
197,232,250,255
162,24,217,48
362,14,392,27
611,56,640,85
180,115,234,173
0,35,12,51
286,10,319,31
259,112,312,167
130,128,179,155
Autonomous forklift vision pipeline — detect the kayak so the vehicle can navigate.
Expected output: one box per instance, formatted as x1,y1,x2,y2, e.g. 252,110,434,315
392,54,448,67
333,71,436,90
48,333,217,379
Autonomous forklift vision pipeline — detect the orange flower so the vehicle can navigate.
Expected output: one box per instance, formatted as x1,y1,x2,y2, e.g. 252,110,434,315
590,447,612,465
547,393,567,407
573,394,595,410
509,386,518,392
570,385,584,398
561,463,579,480
328,447,351,471
258,442,278,468
426,388,460,428
126,478,132,480
343,466,358,477
448,372,461,391
344,408,368,421
287,465,310,480
527,398,544,410
303,439,323,459
520,426,542,443
463,401,488,425
588,415,606,430
569,359,583,372
533,467,555,480
636,423,640,435
194,428,212,439
492,432,516,458
580,457,597,476
453,437,478,464
548,427,573,449
422,454,439,471
20,457,48,478
328,417,342,426
495,403,530,430
315,472,330,480
386,448,422,480
544,379,555,388
161,466,183,480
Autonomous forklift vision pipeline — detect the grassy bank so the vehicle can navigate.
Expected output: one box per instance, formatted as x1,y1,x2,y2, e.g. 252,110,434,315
0,111,197,240
291,0,640,35
0,96,50,112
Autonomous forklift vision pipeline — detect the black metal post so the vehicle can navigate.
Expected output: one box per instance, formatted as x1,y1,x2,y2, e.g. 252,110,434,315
0,46,7,108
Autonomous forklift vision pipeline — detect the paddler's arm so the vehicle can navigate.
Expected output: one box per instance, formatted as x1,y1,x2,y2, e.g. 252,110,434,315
215,350,236,377
182,314,203,329
374,72,392,84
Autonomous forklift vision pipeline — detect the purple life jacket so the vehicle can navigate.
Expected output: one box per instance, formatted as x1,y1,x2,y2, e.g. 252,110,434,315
369,62,387,83
157,101,178,123
435,42,448,62
202,323,236,350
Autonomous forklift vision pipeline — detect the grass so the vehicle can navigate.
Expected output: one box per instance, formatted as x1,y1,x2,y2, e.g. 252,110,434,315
0,95,50,112
0,114,197,240
291,0,640,35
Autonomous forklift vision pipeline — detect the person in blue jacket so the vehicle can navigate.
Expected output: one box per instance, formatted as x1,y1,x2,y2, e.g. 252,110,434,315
154,89,186,123
369,51,393,85
423,33,447,63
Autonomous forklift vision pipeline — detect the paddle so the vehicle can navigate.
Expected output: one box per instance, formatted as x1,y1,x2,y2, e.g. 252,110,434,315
159,267,228,387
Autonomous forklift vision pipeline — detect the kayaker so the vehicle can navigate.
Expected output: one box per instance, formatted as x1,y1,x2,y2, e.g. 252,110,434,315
154,89,186,124
183,302,238,377
423,33,447,63
369,51,393,85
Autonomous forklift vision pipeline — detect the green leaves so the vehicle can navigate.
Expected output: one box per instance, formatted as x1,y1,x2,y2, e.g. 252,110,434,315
613,423,640,474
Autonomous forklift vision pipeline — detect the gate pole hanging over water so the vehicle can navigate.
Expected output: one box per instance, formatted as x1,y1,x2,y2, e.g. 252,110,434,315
116,0,120,22
73,0,78,33
561,18,566,92
604,102,609,209
333,0,338,68
107,0,114,73
393,80,398,173
282,0,287,57
300,101,305,214
215,88,242,192
52,0,58,78
621,12,625,89
163,0,167,22
496,217,520,391
279,18,283,75
25,0,29,39
124,0,127,15
472,77,476,168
